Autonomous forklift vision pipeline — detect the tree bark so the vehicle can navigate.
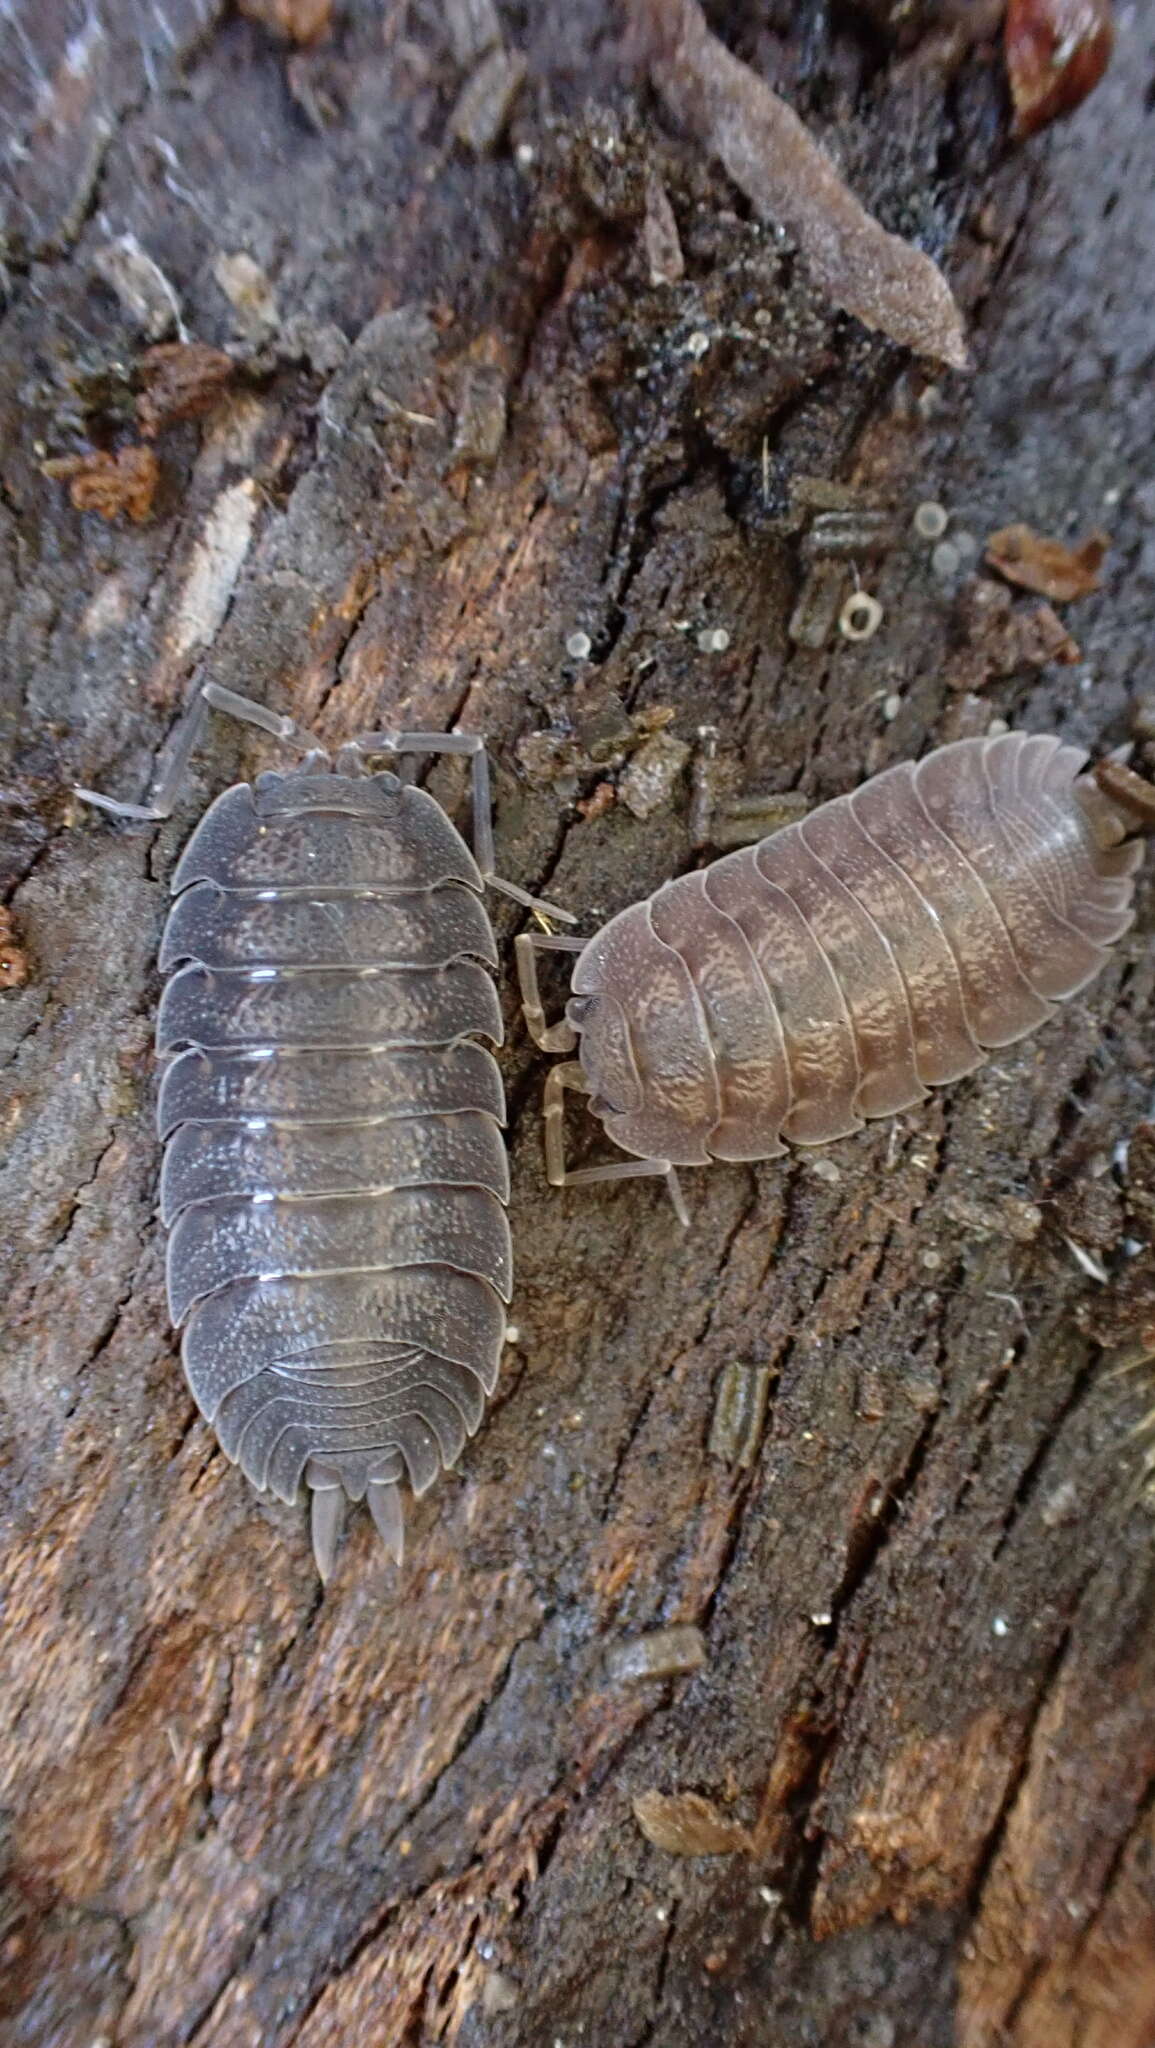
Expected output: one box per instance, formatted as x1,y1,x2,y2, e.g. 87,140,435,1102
3,4,1154,2045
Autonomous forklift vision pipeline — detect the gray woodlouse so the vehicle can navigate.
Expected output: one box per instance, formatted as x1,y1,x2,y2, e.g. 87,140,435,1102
77,683,571,1579
517,732,1148,1215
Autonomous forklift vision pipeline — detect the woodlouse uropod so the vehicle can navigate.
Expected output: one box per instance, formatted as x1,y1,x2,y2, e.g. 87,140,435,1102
517,732,1149,1215
76,682,572,1579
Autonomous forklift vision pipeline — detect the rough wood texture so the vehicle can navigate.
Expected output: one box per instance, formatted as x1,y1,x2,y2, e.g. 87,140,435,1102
2,4,1154,2045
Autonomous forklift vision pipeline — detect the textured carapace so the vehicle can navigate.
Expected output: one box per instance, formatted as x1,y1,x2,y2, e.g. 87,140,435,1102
158,764,510,1577
567,733,1144,1166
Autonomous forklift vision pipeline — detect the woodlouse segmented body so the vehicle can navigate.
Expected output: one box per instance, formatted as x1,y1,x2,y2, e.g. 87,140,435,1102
562,734,1144,1169
158,764,511,1576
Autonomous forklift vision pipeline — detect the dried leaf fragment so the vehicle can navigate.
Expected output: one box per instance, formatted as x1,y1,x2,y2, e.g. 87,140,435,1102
984,523,1109,600
633,1789,753,1857
136,343,236,438
631,0,967,369
1006,0,1113,138
238,0,332,44
0,907,29,988
42,445,160,524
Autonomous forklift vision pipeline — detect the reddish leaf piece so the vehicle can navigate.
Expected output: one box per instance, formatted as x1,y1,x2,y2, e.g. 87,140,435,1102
984,523,1109,601
1006,0,1114,139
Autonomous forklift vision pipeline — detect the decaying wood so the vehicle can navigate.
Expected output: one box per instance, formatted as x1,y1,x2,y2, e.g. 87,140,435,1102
2,3,1154,2046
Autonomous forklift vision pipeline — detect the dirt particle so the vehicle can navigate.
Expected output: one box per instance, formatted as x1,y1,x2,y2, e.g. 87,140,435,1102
136,343,236,439
42,444,160,524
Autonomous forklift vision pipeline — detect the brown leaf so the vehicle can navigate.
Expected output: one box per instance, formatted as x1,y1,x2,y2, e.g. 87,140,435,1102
629,0,968,369
632,1789,753,1857
42,445,160,524
1006,0,1113,139
136,343,236,439
237,0,332,45
984,523,1109,601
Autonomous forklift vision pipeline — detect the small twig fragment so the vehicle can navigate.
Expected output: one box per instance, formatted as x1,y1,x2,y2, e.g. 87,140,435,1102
984,522,1109,600
630,0,968,369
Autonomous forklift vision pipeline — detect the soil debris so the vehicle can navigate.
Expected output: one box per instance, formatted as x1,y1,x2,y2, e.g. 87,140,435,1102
983,522,1109,600
607,1625,707,1683
450,46,527,153
136,342,237,439
42,444,160,523
945,578,1081,689
630,0,968,368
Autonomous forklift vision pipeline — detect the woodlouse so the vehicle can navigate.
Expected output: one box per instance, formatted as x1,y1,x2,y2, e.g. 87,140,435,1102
77,683,570,1578
518,732,1148,1214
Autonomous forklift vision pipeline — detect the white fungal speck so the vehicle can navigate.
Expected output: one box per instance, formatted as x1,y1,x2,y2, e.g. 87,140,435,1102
882,692,902,722
697,626,730,653
504,1324,520,1344
992,1615,1009,1637
810,1609,833,1627
686,330,711,358
839,591,883,641
566,631,592,660
931,540,962,579
913,500,949,539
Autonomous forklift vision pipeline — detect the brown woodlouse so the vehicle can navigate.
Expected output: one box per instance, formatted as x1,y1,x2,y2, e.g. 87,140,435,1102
517,732,1148,1218
76,683,571,1579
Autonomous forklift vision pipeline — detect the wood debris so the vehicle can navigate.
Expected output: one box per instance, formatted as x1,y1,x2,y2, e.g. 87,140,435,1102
42,445,160,524
607,1624,707,1682
630,0,968,369
632,1789,753,1856
450,46,527,153
984,523,1109,600
945,577,1081,690
643,168,684,285
91,234,183,341
1006,0,1113,139
136,343,236,439
0,907,29,988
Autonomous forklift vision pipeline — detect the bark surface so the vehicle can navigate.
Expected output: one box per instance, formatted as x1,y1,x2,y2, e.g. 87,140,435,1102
2,4,1155,2045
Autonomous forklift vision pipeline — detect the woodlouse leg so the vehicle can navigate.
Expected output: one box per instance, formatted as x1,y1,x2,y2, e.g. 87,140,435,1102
73,681,326,820
348,729,577,924
514,930,584,1053
543,1059,690,1228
